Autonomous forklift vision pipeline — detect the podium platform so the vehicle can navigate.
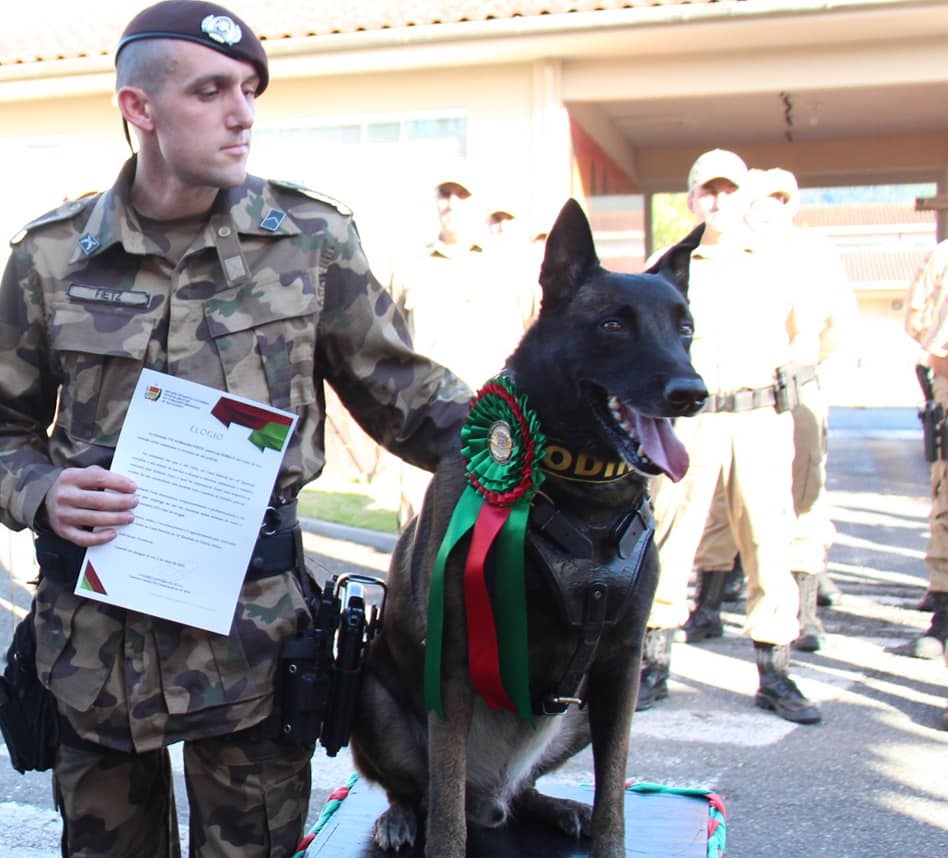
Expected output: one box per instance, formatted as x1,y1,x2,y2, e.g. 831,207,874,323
297,775,726,858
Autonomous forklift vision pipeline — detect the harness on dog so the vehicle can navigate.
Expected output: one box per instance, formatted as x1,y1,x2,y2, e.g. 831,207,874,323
424,374,657,723
526,490,655,715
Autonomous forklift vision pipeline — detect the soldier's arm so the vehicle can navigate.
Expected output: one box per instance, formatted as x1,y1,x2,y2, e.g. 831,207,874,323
316,219,471,472
0,247,63,531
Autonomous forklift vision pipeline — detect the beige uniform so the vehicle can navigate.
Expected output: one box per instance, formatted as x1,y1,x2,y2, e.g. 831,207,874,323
648,238,799,645
389,240,536,522
695,228,856,576
906,240,948,593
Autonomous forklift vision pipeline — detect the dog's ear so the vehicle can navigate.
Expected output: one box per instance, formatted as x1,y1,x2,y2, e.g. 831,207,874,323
539,199,600,311
646,223,705,298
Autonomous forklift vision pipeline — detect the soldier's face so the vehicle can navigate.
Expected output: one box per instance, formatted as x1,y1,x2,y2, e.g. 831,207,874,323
436,184,476,244
747,194,793,233
689,178,744,236
147,41,258,191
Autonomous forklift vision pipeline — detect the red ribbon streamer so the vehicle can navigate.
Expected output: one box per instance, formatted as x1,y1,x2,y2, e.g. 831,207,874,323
463,502,514,711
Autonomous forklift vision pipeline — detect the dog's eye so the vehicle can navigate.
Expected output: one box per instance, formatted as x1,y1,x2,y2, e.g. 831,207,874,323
601,319,624,332
680,321,694,337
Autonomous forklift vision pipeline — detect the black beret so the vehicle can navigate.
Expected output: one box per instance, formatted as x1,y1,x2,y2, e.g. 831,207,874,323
116,1,269,94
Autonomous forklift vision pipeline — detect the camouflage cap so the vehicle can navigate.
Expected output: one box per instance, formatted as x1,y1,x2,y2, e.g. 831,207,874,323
116,1,269,94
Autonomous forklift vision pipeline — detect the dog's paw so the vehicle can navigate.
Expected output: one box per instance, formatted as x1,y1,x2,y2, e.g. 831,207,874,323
372,802,418,851
515,789,592,839
552,796,593,839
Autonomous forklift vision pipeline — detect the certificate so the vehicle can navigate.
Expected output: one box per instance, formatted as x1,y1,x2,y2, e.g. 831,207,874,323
75,368,298,634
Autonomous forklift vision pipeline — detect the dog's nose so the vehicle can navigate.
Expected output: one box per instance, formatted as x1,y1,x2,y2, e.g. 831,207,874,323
664,377,708,416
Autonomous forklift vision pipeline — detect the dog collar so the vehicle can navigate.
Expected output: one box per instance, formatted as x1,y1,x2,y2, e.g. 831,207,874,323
540,442,636,484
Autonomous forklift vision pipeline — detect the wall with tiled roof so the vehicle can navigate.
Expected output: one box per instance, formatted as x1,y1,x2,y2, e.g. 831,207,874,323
798,203,935,230
840,246,931,287
3,0,714,66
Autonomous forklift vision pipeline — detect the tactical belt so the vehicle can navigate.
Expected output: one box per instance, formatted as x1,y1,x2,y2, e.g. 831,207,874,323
702,386,776,414
702,363,818,414
35,500,300,589
794,363,818,386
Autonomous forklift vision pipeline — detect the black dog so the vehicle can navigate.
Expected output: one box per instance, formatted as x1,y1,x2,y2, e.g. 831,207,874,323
350,199,706,858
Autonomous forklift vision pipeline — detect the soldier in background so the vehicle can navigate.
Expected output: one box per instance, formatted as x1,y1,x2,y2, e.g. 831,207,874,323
389,175,536,524
0,3,470,856
637,149,821,725
684,167,858,652
905,239,948,664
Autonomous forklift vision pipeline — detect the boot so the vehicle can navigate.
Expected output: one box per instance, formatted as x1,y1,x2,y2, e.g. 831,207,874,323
682,570,727,642
913,592,948,660
754,642,822,724
636,628,671,711
816,572,842,607
722,556,746,602
792,572,825,652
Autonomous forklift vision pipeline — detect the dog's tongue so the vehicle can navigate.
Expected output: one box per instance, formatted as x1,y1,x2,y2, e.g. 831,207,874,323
632,414,690,482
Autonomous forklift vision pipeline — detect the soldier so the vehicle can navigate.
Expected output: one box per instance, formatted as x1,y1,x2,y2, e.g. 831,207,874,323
637,149,821,724
905,239,948,662
684,167,858,652
0,3,470,857
389,173,535,524
389,172,532,390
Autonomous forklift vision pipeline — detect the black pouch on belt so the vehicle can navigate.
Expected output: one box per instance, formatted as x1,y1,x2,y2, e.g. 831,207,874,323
0,605,59,773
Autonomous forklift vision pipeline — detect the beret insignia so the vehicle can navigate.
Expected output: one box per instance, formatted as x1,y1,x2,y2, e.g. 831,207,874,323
201,14,242,47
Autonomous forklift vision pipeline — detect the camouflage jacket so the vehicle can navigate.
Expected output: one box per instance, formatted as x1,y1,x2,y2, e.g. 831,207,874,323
0,157,471,751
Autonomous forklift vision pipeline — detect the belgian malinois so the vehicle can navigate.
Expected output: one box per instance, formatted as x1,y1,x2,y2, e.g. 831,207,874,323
350,199,707,858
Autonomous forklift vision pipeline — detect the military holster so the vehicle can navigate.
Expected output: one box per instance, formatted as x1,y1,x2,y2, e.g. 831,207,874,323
0,605,59,773
275,572,386,757
915,364,947,462
774,362,815,413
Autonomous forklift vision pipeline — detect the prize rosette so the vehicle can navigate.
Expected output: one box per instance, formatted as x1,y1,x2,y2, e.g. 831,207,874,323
424,376,546,721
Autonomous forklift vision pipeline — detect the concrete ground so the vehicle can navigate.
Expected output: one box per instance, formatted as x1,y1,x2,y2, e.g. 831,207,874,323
1,407,946,857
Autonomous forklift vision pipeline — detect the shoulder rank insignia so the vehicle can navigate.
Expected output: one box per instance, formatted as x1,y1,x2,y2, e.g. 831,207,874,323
10,197,94,247
77,234,101,255
259,209,286,232
268,179,353,217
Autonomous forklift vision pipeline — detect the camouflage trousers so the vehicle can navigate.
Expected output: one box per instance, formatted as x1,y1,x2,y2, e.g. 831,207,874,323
53,728,313,858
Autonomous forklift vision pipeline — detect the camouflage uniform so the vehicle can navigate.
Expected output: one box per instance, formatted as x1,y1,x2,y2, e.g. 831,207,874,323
0,157,471,856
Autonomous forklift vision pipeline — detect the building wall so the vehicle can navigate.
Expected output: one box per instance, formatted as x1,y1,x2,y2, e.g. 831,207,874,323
0,60,575,275
0,62,932,412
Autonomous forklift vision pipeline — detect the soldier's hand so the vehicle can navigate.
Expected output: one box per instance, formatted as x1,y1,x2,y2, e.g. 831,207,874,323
43,466,138,547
